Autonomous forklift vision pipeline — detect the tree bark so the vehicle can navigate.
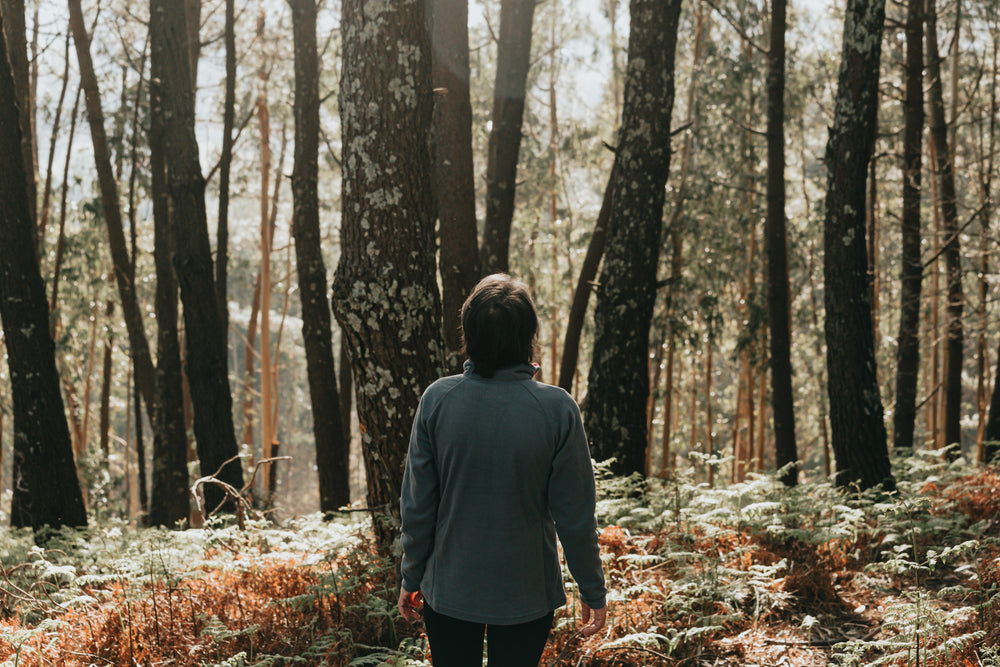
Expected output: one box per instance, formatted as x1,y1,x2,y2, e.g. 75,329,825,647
215,0,236,350
1,15,87,530
147,59,191,527
334,0,445,552
925,0,964,455
99,301,113,460
893,0,925,452
290,0,349,514
822,0,895,491
479,0,537,275
1,0,36,232
584,0,683,477
765,0,797,486
150,0,243,514
433,0,479,369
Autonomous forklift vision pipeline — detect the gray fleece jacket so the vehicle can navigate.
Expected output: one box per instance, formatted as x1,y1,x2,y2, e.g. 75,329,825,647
399,361,606,625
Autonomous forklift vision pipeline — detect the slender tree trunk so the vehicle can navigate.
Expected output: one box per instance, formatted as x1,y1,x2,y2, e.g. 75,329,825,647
38,29,71,249
150,0,244,513
765,0,797,486
479,0,537,275
659,232,682,477
822,0,895,491
894,0,925,452
585,0,684,476
241,274,261,453
134,379,148,517
216,0,236,349
99,301,113,460
290,0,349,513
432,0,479,368
557,163,615,393
976,46,996,464
928,135,943,447
68,0,159,424
1,15,87,529
926,0,964,455
81,300,100,459
257,18,275,482
334,0,445,552
48,84,81,328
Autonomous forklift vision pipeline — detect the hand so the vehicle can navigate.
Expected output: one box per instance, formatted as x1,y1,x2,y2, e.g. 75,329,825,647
580,601,606,637
397,587,423,623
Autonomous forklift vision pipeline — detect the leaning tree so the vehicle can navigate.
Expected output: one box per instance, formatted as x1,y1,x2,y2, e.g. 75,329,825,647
585,0,684,477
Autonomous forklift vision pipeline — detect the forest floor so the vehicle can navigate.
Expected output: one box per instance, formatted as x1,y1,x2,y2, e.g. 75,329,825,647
0,453,998,666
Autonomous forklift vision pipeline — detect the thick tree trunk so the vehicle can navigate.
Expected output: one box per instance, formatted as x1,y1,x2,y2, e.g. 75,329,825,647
290,0,349,514
925,0,964,455
479,0,537,275
893,0,925,452
1,0,36,232
334,0,445,552
150,0,243,514
765,0,797,486
0,16,87,530
432,0,479,369
822,0,895,491
584,0,683,477
147,67,191,527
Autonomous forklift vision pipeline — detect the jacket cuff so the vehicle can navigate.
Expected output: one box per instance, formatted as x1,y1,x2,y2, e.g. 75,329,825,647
401,575,421,594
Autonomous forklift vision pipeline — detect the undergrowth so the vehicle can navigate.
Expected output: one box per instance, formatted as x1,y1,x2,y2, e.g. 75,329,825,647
0,451,998,666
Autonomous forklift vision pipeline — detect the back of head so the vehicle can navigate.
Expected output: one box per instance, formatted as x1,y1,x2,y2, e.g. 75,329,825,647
460,274,538,378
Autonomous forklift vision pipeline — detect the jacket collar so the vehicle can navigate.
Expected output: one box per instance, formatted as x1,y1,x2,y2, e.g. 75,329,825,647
463,360,538,381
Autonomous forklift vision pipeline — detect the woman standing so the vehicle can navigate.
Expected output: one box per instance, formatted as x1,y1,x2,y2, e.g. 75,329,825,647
398,274,606,666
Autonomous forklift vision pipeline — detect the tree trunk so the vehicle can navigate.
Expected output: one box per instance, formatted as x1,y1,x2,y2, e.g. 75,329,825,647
215,0,236,349
479,0,537,275
150,0,243,514
147,56,191,528
432,0,479,369
38,30,71,248
1,0,36,233
1,16,87,530
257,18,275,483
765,0,797,486
925,0,964,456
822,0,895,491
99,301,113,460
557,163,615,393
659,231,682,477
334,0,445,552
68,0,159,424
584,0,683,477
893,0,925,452
290,0,349,514
976,44,996,465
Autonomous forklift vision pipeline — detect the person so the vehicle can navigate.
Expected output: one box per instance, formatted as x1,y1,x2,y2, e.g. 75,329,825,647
397,273,607,666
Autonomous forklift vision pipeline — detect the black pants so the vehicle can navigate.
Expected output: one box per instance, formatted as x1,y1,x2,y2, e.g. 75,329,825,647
423,603,554,667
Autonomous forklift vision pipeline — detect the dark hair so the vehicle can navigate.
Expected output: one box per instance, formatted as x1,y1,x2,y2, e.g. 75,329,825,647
460,274,538,378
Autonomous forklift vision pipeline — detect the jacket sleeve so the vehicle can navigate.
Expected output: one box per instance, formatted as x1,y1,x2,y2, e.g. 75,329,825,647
399,391,439,594
548,398,607,610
